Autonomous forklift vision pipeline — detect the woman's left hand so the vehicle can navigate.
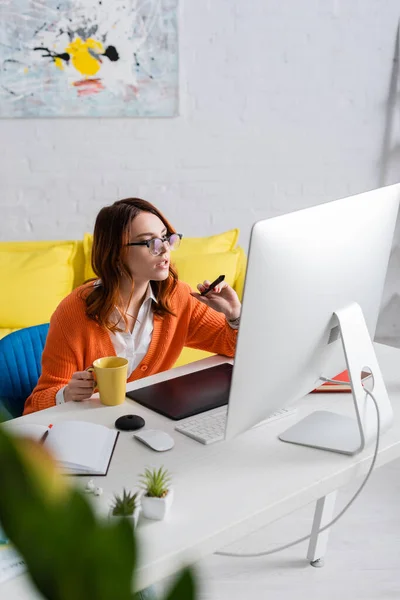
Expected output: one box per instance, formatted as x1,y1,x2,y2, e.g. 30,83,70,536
191,280,241,321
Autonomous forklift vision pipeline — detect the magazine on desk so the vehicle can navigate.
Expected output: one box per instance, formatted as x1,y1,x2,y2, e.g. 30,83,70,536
312,370,351,392
312,370,372,393
3,420,119,476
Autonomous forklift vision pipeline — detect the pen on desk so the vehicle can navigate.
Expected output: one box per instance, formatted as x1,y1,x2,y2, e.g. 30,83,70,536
200,274,225,296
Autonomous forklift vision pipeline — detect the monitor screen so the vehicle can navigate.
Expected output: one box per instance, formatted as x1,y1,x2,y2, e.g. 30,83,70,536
225,184,400,453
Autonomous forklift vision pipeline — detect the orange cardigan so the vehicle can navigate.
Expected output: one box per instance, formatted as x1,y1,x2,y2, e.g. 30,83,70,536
24,280,238,414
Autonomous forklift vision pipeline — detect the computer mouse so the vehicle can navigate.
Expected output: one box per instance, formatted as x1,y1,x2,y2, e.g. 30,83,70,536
115,414,145,431
133,429,175,452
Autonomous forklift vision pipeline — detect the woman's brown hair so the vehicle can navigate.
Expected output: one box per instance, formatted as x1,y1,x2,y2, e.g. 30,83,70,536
83,198,178,332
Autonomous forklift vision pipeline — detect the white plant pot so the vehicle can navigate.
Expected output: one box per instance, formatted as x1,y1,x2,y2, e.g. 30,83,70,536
108,507,140,529
141,488,174,521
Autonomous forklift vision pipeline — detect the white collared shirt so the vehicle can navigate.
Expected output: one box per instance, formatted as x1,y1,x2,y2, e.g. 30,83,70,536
110,284,156,378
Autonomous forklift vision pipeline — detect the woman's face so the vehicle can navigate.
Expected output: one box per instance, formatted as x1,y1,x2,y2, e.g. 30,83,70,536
124,211,171,284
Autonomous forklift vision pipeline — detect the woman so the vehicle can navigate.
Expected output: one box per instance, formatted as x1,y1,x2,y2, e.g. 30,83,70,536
23,198,241,415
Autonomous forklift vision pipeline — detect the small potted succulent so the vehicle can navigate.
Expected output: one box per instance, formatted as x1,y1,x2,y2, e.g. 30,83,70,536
109,488,140,528
139,466,173,521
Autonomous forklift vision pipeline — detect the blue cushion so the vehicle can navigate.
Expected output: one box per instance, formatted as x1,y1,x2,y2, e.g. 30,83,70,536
0,324,49,418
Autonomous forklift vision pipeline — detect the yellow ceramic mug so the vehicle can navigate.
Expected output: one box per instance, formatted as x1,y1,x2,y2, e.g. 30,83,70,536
87,357,128,406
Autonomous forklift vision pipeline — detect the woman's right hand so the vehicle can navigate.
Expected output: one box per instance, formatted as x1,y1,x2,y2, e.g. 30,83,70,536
63,371,95,403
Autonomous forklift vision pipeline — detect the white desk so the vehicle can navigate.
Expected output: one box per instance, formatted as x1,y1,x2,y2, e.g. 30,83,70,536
3,343,400,598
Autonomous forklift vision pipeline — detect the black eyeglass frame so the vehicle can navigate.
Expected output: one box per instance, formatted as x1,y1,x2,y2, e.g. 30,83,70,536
126,233,183,252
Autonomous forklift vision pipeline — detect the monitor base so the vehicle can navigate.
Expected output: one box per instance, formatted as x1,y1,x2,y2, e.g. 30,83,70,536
279,302,393,455
279,410,363,455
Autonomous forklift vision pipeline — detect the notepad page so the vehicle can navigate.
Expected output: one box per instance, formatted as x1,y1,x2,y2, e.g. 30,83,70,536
44,421,116,473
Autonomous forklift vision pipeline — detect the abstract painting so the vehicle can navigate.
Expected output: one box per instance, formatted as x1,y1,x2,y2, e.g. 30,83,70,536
0,0,178,117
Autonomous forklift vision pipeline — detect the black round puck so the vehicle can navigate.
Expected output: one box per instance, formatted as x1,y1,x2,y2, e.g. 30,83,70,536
115,414,145,431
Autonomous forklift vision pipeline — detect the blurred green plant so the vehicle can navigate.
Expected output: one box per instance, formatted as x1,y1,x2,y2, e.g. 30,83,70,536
0,405,11,423
0,427,196,600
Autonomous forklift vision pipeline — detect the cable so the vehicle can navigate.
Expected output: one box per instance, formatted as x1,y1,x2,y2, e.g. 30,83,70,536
215,383,380,558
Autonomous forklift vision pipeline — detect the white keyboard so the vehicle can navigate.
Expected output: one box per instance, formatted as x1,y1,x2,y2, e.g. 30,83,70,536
175,406,297,445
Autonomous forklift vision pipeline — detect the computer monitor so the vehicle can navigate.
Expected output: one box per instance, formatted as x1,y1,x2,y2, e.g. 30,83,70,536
225,184,400,455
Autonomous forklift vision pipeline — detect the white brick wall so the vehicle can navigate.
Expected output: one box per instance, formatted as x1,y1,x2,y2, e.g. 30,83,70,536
1,0,400,342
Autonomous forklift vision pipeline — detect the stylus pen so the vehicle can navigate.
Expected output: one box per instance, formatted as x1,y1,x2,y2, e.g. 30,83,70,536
201,274,225,296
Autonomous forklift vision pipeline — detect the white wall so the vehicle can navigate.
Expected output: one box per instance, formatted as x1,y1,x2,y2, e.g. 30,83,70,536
2,0,400,343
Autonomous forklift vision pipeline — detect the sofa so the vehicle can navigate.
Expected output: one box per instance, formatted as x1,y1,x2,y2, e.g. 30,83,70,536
0,228,246,368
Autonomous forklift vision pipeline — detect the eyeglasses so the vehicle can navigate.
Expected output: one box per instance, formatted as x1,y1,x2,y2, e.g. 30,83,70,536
126,233,183,256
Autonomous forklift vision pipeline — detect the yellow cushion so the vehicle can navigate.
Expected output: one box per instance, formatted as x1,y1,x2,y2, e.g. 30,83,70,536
83,232,95,281
83,228,240,281
232,246,247,301
175,228,239,255
173,348,214,368
0,242,77,328
172,249,240,292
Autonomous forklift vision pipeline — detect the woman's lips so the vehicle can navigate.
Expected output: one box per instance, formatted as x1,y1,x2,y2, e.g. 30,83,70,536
155,259,169,269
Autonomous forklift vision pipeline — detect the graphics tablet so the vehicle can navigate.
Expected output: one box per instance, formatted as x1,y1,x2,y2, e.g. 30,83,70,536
126,363,233,420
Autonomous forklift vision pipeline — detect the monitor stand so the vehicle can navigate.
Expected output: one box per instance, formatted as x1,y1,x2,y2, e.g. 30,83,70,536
279,302,393,455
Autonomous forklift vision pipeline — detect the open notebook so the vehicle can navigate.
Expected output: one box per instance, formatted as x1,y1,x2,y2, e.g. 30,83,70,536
4,420,119,476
